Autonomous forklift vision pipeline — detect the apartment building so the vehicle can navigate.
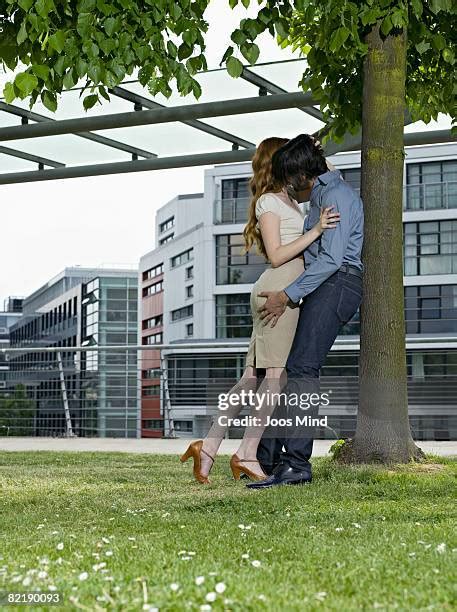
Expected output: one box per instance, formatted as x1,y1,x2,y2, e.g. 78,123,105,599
139,143,457,440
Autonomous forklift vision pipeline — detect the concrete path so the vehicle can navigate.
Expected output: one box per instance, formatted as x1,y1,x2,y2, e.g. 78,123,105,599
0,437,456,457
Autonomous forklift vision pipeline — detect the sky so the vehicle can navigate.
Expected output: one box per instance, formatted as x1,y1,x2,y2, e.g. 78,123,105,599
0,0,452,308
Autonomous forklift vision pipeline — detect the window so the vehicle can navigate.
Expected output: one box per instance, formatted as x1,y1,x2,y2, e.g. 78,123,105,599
186,285,193,298
143,332,163,345
216,294,252,338
159,216,174,233
216,234,268,284
340,168,361,192
405,285,457,334
406,161,457,211
143,263,163,281
174,420,193,433
171,248,193,268
143,281,163,297
186,323,194,337
404,220,457,275
186,266,194,280
216,177,250,224
142,385,160,397
160,234,174,245
142,368,161,379
171,305,193,322
143,315,163,329
142,419,164,430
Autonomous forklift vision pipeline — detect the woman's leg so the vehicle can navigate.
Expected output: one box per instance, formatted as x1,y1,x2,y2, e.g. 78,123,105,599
235,367,286,478
200,366,257,477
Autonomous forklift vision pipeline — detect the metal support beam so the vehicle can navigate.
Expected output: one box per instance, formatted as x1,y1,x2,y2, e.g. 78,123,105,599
0,91,315,142
0,145,65,168
0,102,157,159
110,86,255,149
241,68,324,121
0,149,254,184
0,130,453,186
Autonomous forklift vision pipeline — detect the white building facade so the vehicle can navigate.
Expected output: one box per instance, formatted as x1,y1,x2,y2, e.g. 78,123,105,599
139,143,457,440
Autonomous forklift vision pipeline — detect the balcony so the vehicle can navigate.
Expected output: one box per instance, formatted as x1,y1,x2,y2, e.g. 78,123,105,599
214,197,250,224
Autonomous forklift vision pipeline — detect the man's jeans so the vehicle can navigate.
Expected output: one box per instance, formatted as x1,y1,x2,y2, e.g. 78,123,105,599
257,267,363,473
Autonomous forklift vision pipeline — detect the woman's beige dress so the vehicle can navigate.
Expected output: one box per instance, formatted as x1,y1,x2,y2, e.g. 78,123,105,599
245,191,305,369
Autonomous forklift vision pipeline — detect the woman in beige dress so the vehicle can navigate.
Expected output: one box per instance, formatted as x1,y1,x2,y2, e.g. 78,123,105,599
181,137,339,483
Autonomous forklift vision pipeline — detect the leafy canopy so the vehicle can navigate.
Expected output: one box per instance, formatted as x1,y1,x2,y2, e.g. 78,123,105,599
225,0,456,140
0,0,210,111
0,0,455,140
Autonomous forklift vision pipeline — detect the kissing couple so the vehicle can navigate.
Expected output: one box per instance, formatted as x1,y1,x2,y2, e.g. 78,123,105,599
181,134,364,488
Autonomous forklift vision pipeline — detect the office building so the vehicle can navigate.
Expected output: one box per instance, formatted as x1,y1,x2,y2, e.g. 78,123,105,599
8,268,139,437
140,143,457,440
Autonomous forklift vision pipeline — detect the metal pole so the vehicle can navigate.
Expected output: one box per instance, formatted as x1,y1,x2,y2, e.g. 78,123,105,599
0,148,254,185
0,91,315,142
57,351,74,437
161,354,175,439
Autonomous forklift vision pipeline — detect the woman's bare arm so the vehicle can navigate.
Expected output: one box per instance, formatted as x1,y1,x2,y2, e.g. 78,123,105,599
259,207,340,269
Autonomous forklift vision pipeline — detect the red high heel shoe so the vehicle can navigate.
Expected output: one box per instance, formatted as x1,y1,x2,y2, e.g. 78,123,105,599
180,440,215,484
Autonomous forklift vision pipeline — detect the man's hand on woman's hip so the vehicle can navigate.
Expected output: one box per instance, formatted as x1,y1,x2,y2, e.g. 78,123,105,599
258,290,290,327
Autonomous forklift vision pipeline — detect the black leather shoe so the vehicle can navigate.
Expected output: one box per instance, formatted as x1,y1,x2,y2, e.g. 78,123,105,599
246,463,312,489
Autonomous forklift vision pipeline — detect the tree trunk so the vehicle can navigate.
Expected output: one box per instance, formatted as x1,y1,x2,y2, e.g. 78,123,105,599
341,21,424,463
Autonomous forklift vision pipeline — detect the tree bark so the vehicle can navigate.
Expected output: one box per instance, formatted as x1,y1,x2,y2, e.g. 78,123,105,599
341,21,424,463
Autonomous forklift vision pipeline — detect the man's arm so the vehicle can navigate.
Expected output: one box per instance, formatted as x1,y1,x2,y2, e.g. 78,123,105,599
284,187,353,304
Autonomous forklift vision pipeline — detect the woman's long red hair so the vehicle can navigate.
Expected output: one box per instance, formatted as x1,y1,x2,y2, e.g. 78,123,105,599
243,137,288,259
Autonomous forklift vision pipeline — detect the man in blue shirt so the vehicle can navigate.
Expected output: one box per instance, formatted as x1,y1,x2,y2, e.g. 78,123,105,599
248,134,364,489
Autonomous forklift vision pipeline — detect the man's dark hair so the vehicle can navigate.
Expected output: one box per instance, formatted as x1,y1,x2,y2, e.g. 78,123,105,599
272,134,328,190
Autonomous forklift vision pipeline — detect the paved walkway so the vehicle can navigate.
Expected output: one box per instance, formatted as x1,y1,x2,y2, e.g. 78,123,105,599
0,437,456,456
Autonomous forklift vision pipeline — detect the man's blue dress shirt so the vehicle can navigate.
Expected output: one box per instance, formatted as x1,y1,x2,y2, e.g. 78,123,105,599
284,169,364,304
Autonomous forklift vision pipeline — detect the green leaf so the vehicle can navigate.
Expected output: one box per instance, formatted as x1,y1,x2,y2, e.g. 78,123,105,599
63,69,76,90
428,0,447,14
226,55,243,78
35,0,55,19
83,94,99,110
431,34,446,51
231,29,247,46
182,30,197,47
410,0,423,17
167,40,178,58
17,21,27,45
329,27,350,53
87,63,103,83
229,0,238,8
48,30,66,53
178,43,192,61
41,90,57,112
220,45,234,66
442,48,455,64
32,64,50,80
3,81,16,104
76,58,88,78
391,10,405,28
241,0,250,8
380,16,393,37
361,7,381,26
415,40,431,54
240,42,259,65
104,17,118,37
18,0,34,10
14,72,38,96
275,20,288,40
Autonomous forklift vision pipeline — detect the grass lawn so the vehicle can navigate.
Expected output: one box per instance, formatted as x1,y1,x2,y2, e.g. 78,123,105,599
0,452,456,611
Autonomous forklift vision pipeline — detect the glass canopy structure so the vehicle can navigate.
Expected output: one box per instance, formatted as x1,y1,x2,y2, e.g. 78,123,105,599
0,58,454,185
